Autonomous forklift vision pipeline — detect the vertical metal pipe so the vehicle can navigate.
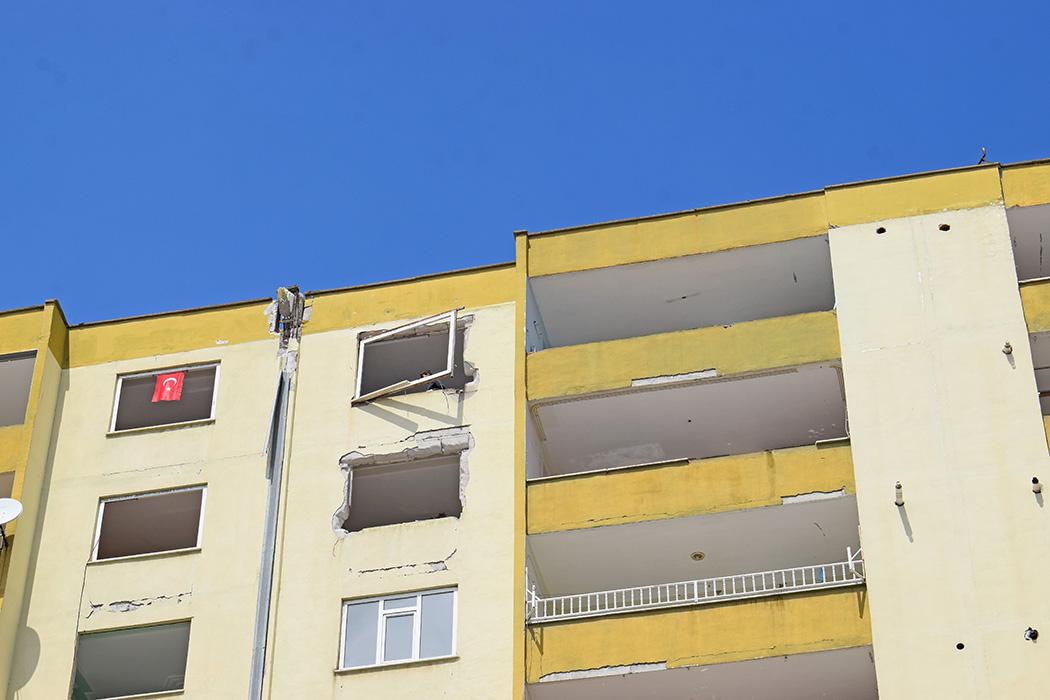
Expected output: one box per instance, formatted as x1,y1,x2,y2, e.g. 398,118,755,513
248,367,290,700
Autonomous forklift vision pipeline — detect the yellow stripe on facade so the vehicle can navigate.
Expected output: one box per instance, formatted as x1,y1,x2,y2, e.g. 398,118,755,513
527,442,854,534
525,588,871,683
526,311,840,402
1003,160,1050,208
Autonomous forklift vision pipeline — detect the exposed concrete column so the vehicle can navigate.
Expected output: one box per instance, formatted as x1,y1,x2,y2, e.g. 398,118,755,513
830,205,1050,697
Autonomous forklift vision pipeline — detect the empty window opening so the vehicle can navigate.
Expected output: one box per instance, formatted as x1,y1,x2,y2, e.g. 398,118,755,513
340,589,456,669
344,456,461,532
354,310,472,403
111,364,218,432
72,621,190,699
0,472,13,500
93,487,205,561
0,351,35,427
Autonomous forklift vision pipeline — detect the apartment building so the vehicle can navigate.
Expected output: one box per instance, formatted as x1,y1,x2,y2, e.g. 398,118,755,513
0,158,1047,699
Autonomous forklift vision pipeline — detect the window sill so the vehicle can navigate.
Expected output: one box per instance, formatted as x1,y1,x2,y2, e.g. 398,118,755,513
100,690,184,700
335,655,458,674
107,418,215,438
88,547,201,566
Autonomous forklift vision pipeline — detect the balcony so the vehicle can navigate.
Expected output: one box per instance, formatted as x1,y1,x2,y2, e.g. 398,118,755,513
528,548,864,623
526,645,877,699
527,362,847,478
527,235,835,352
525,582,874,697
527,441,854,534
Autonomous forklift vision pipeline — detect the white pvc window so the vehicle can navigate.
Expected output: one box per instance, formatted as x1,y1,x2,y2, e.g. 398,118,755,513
92,486,207,561
340,588,457,669
110,363,220,432
353,309,460,403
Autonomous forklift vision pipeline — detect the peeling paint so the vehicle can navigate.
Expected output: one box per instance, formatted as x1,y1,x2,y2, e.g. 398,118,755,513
351,549,457,577
781,487,847,504
85,591,191,618
631,369,716,387
539,662,666,682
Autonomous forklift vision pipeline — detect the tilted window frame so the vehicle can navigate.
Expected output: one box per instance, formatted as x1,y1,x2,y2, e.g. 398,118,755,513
352,308,460,404
90,485,208,562
338,587,458,670
108,362,221,433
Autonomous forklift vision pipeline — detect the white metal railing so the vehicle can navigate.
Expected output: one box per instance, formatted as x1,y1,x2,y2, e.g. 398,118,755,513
526,547,864,624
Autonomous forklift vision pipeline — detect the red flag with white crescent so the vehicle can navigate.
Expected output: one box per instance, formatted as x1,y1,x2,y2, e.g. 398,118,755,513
152,372,185,402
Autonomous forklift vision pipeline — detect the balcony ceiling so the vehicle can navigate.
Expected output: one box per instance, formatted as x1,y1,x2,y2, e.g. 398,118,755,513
528,495,860,596
526,646,878,700
534,364,846,475
1009,203,1050,281
530,235,834,348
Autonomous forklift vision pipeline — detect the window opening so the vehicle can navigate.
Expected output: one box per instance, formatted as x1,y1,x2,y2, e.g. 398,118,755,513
0,351,35,427
343,455,461,532
111,364,218,432
72,621,190,699
93,487,206,561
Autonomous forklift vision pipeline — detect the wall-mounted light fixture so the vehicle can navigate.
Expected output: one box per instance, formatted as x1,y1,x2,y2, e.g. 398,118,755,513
1003,342,1014,355
894,481,904,507
1033,477,1042,495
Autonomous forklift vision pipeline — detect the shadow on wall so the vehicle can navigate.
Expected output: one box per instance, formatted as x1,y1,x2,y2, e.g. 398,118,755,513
355,393,466,433
11,624,40,692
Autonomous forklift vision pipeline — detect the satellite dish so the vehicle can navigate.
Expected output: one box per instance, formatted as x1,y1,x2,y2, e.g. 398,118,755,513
0,498,23,526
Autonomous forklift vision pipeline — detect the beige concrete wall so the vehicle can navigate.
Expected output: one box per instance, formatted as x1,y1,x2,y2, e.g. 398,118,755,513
266,302,517,698
830,205,1050,697
12,340,279,698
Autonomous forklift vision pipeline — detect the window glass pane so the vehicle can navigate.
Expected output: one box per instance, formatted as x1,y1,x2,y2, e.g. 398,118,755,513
420,591,455,658
383,614,414,662
382,595,416,611
73,622,190,699
343,601,379,668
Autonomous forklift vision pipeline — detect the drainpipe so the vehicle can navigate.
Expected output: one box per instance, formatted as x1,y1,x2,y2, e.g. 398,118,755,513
248,287,306,700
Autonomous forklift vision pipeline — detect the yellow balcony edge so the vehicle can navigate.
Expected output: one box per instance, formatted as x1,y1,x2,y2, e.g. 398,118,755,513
527,442,855,534
526,311,841,403
1021,279,1050,334
525,587,871,683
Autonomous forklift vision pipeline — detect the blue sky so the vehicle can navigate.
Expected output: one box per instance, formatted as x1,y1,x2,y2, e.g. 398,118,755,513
2,2,1049,322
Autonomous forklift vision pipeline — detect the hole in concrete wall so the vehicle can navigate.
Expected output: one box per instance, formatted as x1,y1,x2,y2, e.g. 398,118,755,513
343,456,462,532
94,487,205,560
939,223,951,231
875,227,886,234
0,351,35,427
112,365,217,432
72,621,190,698
956,642,965,650
354,311,474,403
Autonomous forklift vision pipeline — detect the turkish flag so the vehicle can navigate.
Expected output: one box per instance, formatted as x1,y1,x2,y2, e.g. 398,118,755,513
152,372,185,402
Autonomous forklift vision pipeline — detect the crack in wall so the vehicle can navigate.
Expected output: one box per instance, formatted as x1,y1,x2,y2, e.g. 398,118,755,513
351,548,457,577
85,591,192,618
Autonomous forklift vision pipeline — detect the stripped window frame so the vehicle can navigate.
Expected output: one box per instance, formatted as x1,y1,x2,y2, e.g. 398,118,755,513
90,485,208,562
108,362,221,433
352,309,460,404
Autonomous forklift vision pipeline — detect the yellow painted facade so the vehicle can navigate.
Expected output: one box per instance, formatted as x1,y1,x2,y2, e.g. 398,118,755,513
526,309,840,402
525,588,871,682
2,158,1049,698
527,442,854,534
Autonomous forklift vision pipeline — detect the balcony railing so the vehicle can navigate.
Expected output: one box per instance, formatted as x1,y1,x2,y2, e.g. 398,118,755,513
527,548,864,624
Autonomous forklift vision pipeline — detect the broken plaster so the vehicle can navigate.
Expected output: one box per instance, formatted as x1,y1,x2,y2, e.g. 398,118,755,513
333,427,474,535
86,591,192,618
540,662,667,682
351,548,457,577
